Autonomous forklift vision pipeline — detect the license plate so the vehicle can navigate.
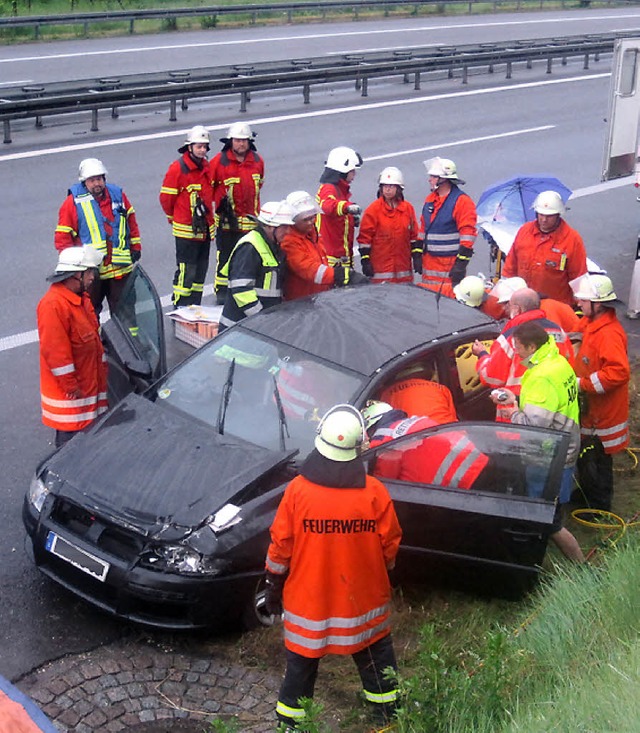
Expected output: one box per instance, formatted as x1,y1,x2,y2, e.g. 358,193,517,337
45,531,110,582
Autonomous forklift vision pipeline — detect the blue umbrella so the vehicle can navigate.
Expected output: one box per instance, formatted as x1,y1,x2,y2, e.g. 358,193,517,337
476,175,573,256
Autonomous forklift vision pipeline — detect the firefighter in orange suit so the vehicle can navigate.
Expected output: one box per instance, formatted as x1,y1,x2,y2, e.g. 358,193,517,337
265,404,402,731
159,125,215,307
37,246,108,448
379,374,457,425
55,157,142,316
357,166,421,283
451,275,508,319
316,146,363,267
363,401,488,489
210,122,265,304
571,274,630,511
281,191,361,300
418,157,477,291
502,191,587,306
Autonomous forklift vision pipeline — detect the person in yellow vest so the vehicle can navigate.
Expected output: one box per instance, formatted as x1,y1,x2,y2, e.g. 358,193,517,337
218,200,295,331
55,158,142,315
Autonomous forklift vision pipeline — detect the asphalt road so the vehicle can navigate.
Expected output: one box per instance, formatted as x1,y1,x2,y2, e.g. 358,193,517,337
1,8,639,682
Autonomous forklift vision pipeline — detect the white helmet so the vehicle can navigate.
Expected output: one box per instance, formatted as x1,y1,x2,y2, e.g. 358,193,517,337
315,404,367,462
378,166,404,188
78,158,107,182
361,400,394,432
453,276,486,308
532,191,565,216
47,245,104,282
490,277,528,303
325,146,363,173
424,157,464,184
286,190,321,220
178,125,210,152
570,273,619,303
226,121,254,140
257,200,296,227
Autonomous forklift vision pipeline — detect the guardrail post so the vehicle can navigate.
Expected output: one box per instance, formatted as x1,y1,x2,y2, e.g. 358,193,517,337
34,23,40,40
129,18,134,34
462,65,468,84
506,60,512,79
361,76,368,97
240,91,249,113
414,71,421,90
83,21,88,36
97,78,121,118
169,71,191,111
583,53,590,70
170,99,177,122
91,108,99,132
393,50,413,83
546,56,553,74
3,120,11,144
303,83,310,104
23,86,45,128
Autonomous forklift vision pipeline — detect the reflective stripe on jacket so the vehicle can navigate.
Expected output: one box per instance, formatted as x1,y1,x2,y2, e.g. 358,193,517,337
357,197,418,283
509,336,580,467
159,152,215,241
575,309,630,453
502,219,587,305
476,309,575,421
219,228,285,329
210,149,263,231
281,225,334,301
316,179,355,265
266,473,401,658
56,183,141,279
370,415,488,490
37,283,108,432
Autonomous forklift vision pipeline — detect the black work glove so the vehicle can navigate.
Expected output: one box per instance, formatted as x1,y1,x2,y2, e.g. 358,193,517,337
449,244,473,286
411,249,423,275
333,265,350,288
131,249,141,263
264,572,285,616
359,248,373,278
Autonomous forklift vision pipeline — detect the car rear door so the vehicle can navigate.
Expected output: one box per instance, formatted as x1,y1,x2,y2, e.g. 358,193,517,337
101,264,167,404
363,421,569,595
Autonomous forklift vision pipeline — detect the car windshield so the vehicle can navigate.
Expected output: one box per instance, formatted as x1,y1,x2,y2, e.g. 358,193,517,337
155,327,365,454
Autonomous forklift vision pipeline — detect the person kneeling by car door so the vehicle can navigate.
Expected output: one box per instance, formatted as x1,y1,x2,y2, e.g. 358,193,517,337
265,404,402,731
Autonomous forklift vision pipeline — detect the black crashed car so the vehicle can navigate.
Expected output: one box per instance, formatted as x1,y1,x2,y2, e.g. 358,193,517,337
23,266,571,630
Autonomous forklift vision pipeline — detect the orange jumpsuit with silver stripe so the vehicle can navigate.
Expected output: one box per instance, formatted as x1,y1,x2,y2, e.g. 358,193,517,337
266,474,401,658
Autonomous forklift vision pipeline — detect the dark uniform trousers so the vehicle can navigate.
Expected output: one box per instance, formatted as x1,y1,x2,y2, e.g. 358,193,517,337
277,633,398,728
173,236,211,307
575,436,614,511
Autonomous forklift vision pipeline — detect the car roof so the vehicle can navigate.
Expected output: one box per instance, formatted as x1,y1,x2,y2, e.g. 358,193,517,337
241,284,497,376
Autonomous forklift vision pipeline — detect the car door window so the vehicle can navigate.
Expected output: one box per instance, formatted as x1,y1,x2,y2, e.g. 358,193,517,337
110,264,166,379
366,422,568,500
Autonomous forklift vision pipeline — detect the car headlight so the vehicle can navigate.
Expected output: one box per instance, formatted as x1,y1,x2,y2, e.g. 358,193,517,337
28,470,62,513
139,544,225,576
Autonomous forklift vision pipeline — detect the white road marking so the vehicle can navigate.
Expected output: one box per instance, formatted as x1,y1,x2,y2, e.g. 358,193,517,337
1,13,639,64
0,72,609,163
0,79,33,86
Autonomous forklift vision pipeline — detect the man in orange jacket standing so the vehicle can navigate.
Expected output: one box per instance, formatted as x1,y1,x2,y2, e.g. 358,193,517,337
502,191,587,305
418,156,477,291
37,246,108,448
571,274,630,512
316,146,363,268
55,158,142,316
265,404,402,731
160,125,215,307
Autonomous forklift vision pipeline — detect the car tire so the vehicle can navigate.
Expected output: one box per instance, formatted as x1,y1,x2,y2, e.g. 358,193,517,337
242,575,282,630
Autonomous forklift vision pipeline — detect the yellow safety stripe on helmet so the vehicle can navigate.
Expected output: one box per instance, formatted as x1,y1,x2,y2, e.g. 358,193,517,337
362,688,398,704
276,701,306,719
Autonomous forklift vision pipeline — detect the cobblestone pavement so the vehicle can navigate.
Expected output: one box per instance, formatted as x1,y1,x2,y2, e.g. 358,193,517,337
17,639,282,732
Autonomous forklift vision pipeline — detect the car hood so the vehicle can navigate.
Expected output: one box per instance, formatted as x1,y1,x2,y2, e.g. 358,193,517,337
44,393,296,535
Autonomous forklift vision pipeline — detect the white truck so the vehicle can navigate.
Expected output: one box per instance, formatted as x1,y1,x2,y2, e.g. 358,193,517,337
602,37,640,317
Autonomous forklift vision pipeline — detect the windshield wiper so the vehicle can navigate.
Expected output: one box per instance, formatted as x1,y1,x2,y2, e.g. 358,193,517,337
217,358,236,435
272,375,290,451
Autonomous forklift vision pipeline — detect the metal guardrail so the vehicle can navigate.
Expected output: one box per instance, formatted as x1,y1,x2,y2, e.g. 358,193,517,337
1,31,631,144
0,0,628,38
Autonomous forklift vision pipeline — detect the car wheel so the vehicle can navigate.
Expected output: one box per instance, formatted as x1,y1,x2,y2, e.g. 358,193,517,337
242,575,282,629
